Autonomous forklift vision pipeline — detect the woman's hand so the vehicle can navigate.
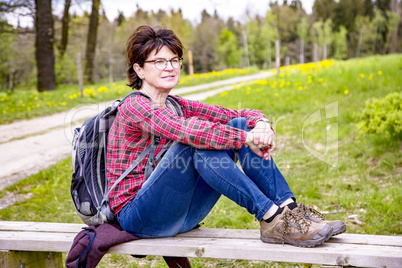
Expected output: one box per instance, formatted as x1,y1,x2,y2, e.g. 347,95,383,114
245,121,275,160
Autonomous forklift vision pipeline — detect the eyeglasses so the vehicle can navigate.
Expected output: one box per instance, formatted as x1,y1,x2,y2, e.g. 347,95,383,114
143,57,183,70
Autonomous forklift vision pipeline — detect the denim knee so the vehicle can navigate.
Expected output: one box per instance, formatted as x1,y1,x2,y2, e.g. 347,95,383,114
226,117,249,131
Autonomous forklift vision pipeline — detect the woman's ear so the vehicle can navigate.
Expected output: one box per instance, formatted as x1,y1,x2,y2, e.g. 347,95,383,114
133,63,144,79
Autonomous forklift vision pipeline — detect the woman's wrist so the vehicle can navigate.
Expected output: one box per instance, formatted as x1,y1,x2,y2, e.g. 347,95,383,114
246,132,254,144
255,118,276,134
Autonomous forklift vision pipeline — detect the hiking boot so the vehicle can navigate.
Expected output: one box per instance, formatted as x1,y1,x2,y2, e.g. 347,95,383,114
293,203,346,236
260,207,333,247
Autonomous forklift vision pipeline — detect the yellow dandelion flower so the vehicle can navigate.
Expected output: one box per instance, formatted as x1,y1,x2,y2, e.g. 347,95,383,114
378,70,382,75
360,73,365,79
221,91,227,97
368,74,373,80
298,86,303,91
318,78,323,83
344,89,349,95
275,93,279,96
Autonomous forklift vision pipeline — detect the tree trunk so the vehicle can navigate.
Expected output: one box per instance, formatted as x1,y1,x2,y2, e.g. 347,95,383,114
35,0,57,91
242,29,250,68
59,0,71,57
313,42,318,63
85,0,100,84
300,38,304,64
323,44,327,60
356,29,363,57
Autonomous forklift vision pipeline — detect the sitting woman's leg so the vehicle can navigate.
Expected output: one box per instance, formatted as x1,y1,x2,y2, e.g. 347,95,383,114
225,117,295,207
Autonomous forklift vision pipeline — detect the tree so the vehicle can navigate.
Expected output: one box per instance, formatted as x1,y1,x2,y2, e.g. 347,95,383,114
217,28,240,68
0,20,16,89
322,19,333,60
386,11,400,53
333,26,348,59
115,10,125,26
59,0,71,58
84,0,100,84
297,17,308,63
262,11,279,69
312,0,337,22
311,21,323,61
191,10,224,72
372,9,388,54
35,0,56,91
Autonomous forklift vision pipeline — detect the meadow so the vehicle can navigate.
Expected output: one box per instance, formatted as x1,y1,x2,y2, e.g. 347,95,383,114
0,54,401,267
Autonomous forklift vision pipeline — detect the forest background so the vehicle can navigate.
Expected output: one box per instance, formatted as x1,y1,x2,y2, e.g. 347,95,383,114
0,0,401,92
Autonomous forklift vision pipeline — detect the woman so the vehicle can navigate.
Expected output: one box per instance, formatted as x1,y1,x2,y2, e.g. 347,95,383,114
106,25,345,248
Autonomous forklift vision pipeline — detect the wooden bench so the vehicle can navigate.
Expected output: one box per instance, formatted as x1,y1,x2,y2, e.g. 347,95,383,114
0,221,401,268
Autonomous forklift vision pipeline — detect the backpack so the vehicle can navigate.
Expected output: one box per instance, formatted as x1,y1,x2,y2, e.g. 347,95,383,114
71,91,183,226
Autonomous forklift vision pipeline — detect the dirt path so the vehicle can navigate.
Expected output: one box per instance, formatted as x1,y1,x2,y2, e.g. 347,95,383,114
0,71,274,192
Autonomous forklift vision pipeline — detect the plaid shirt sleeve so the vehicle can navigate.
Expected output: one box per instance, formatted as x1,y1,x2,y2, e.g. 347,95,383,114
174,95,267,131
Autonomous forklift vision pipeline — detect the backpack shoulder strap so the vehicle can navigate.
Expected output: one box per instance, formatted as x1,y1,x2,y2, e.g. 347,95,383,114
166,96,184,117
105,145,153,199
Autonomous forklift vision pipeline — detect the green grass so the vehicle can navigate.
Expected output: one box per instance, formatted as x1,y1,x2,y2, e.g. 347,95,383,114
0,55,401,267
0,67,259,125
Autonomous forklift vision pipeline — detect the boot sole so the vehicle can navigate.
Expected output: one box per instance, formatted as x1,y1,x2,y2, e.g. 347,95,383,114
261,227,333,248
331,224,347,236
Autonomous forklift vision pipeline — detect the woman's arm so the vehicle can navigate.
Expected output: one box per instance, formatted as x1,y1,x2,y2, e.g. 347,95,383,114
174,96,268,130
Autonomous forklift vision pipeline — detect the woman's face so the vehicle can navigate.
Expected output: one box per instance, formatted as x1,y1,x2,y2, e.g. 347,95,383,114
135,46,181,93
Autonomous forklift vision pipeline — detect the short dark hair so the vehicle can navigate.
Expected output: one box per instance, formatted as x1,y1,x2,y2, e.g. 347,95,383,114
124,25,183,89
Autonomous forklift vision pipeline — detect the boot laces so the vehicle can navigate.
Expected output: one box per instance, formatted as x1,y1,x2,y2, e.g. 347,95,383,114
298,202,326,220
280,209,311,243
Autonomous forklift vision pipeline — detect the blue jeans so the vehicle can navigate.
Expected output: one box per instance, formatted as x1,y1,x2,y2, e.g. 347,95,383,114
117,118,295,238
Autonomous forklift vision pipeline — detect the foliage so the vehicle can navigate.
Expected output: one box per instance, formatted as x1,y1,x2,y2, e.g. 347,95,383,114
1,1,401,90
358,92,402,140
333,26,348,59
296,17,308,42
217,28,240,68
191,10,224,73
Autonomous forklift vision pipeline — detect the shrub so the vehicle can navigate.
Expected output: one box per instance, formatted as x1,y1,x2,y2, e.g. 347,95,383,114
358,92,402,140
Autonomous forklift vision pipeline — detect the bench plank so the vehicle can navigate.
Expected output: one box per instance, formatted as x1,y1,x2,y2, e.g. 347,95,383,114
1,221,401,267
0,230,401,268
1,221,401,247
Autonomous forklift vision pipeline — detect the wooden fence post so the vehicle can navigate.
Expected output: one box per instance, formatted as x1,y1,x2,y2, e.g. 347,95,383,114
76,52,84,97
188,50,194,79
275,40,280,74
0,251,63,268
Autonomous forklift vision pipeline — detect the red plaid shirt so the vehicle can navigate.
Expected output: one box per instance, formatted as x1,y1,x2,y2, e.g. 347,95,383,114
107,93,267,214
